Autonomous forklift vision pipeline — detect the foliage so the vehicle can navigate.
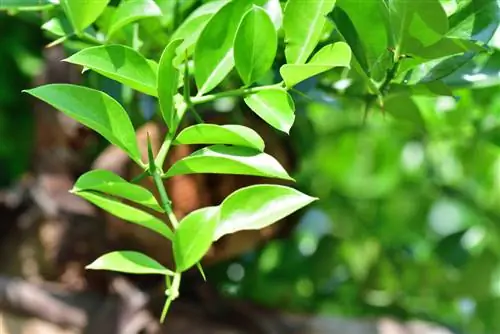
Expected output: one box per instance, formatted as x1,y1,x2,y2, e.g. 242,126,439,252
2,0,500,332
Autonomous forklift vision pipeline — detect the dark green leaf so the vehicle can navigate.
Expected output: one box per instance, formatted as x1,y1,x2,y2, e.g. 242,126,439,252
234,6,277,85
383,95,425,128
158,39,183,128
194,0,252,94
24,84,141,165
107,0,162,39
173,206,218,272
448,0,500,43
174,124,265,151
283,0,336,64
389,81,453,97
214,185,316,240
73,169,163,213
60,0,110,32
164,145,292,180
87,251,174,275
244,88,295,133
65,45,157,96
280,42,351,88
75,191,173,240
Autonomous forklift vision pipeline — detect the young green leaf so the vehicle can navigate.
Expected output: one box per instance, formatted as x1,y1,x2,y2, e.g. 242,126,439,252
214,185,317,240
172,0,229,59
283,0,336,64
107,0,162,39
158,39,183,129
164,145,292,180
194,0,252,95
280,42,351,88
87,251,174,275
173,207,219,272
75,191,173,240
60,0,110,33
24,84,142,165
244,88,295,133
64,45,157,96
234,6,277,85
174,124,265,151
73,169,164,213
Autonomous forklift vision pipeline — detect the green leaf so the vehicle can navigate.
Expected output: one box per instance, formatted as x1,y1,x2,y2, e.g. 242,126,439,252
41,17,73,37
383,95,425,128
87,251,174,275
283,0,336,64
280,42,351,88
448,0,500,43
73,169,163,213
234,6,277,85
64,45,157,96
173,206,219,272
76,191,173,240
24,84,141,165
0,0,54,10
389,81,453,97
244,88,295,133
174,124,265,151
60,0,110,33
214,185,316,240
194,0,251,95
172,0,229,59
164,145,292,180
107,0,162,39
158,39,183,129
388,0,448,56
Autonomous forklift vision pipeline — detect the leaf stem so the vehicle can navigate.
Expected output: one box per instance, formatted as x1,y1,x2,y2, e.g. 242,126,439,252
160,272,181,323
152,169,179,229
190,82,284,105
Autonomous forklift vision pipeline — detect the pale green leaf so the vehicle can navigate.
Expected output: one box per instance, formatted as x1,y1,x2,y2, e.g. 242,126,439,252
234,6,277,85
0,0,54,10
214,185,316,240
73,169,163,213
244,88,295,133
165,145,292,180
61,0,110,32
87,251,174,275
76,191,173,240
107,0,162,38
283,0,336,64
64,45,157,96
280,42,351,88
174,124,265,151
174,207,219,272
158,39,183,128
24,84,141,165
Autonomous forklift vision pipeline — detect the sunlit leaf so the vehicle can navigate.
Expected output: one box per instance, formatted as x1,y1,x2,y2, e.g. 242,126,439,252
60,0,110,33
24,84,141,165
173,206,219,272
0,0,54,10
244,88,295,133
158,39,183,128
174,124,265,151
214,185,316,240
73,169,163,213
65,45,157,96
107,0,162,38
283,0,336,64
87,251,174,275
165,145,292,180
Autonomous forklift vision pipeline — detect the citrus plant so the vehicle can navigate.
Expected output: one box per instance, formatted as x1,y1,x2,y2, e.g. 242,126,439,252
2,0,494,324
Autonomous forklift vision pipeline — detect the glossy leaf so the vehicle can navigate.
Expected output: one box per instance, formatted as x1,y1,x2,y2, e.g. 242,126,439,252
174,124,265,151
24,84,141,164
73,169,163,213
234,6,277,85
165,145,292,180
448,0,500,43
64,45,157,96
244,88,295,133
60,0,110,32
280,42,351,88
263,0,283,29
283,0,336,64
172,0,229,58
158,39,183,128
87,251,174,275
388,0,448,56
194,0,251,95
107,0,162,38
214,185,317,240
76,191,173,240
173,207,219,272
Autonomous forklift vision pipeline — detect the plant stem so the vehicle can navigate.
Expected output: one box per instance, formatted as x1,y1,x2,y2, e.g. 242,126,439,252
160,273,181,323
190,82,283,105
152,169,179,229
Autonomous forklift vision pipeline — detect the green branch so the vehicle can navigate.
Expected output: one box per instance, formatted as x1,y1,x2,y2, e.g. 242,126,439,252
190,82,284,105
